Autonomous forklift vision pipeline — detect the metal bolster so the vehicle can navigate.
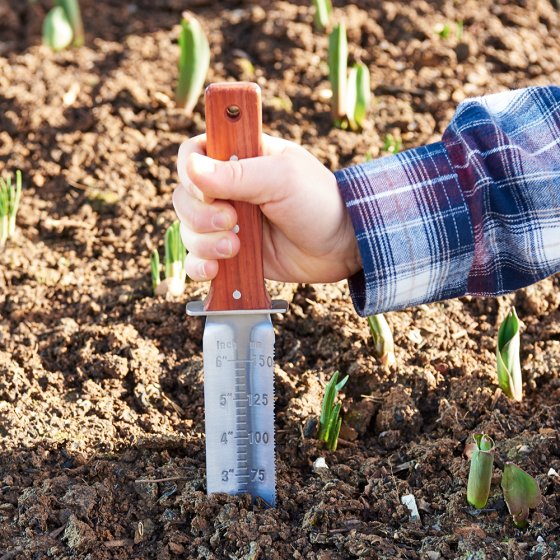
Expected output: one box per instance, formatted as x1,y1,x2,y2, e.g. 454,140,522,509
186,299,288,317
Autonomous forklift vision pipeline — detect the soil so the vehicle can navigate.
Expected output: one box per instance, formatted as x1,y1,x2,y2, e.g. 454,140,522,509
1,0,560,558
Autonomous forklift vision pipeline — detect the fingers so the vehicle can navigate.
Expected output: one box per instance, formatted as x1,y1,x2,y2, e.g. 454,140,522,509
173,183,237,233
184,134,294,204
184,253,218,282
180,222,240,261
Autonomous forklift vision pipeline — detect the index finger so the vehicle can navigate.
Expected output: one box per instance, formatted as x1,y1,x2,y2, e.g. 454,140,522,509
177,134,209,202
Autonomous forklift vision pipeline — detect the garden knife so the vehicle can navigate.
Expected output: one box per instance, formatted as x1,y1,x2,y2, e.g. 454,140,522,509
186,82,287,507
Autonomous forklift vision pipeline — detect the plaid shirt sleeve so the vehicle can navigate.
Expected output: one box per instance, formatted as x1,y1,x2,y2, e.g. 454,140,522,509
335,86,560,316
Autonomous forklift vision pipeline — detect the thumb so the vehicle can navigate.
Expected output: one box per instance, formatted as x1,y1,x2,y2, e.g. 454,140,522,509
186,152,285,205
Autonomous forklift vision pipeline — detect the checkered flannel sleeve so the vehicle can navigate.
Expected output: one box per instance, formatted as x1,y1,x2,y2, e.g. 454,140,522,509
335,86,560,316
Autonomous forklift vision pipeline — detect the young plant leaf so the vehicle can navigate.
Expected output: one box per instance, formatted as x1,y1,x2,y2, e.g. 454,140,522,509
312,0,333,32
501,462,541,528
328,22,348,128
56,0,84,47
346,62,370,131
176,12,210,116
466,433,495,509
43,6,74,51
367,314,396,368
496,307,522,401
0,170,22,247
318,371,348,450
150,249,161,295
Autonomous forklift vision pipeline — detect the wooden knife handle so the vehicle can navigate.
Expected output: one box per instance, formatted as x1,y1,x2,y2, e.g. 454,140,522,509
203,82,271,312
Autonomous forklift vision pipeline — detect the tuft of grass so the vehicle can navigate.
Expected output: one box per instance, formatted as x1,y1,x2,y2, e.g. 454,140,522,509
382,134,402,154
176,11,210,116
318,371,349,451
0,170,22,247
43,6,73,51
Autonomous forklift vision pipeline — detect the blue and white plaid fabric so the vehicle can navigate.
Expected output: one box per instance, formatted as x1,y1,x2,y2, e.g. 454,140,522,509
335,86,560,316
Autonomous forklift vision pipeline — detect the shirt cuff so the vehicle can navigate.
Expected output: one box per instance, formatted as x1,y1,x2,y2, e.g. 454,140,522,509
335,142,475,316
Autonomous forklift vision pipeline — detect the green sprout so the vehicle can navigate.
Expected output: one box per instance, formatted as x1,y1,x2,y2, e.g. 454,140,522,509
382,134,402,154
496,307,522,401
43,6,73,51
318,370,349,451
0,170,22,247
501,463,541,528
346,62,371,131
57,0,84,47
327,23,371,130
312,0,333,32
176,11,210,116
435,21,463,41
328,22,348,128
151,220,187,296
150,249,161,294
466,434,495,509
367,314,396,368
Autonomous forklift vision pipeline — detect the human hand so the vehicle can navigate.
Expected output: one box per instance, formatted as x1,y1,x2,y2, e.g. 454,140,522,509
173,133,361,284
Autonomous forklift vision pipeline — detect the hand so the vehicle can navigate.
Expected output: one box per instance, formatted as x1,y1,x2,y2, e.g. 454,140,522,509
173,133,361,284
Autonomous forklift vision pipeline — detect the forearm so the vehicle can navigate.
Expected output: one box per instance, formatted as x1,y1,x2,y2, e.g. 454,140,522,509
337,86,560,316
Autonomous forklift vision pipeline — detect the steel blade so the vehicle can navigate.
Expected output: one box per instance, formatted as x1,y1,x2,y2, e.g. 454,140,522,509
202,313,276,506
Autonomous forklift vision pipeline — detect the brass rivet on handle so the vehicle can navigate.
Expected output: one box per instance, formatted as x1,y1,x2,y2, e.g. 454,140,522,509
226,104,241,120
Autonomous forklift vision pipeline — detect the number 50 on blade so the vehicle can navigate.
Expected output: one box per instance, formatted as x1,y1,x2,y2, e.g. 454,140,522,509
186,83,287,507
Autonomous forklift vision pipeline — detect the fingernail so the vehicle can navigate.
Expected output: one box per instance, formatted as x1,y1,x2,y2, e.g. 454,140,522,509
211,212,231,230
216,238,232,257
198,261,207,279
191,153,215,176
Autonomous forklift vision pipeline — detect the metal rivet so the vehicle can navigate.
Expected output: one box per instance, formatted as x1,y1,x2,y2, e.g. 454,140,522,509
232,224,240,234
226,105,241,119
230,154,238,161
233,290,241,300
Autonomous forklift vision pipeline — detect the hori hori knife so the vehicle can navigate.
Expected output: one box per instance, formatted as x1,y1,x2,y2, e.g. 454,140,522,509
186,83,287,507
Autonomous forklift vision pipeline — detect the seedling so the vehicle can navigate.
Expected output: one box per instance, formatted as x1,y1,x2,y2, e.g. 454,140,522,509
327,23,371,130
466,433,495,509
0,170,22,247
382,134,402,154
367,314,396,368
43,6,73,51
435,21,463,41
312,0,333,32
43,1,84,51
496,307,522,401
151,221,187,296
318,370,349,451
176,12,210,116
501,463,541,528
57,0,84,47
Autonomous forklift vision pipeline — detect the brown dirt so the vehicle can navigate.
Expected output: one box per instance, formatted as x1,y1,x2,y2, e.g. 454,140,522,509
1,0,560,558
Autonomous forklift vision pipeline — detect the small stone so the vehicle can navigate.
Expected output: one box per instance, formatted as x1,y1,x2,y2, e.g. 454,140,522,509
401,494,420,522
312,457,328,473
169,542,185,554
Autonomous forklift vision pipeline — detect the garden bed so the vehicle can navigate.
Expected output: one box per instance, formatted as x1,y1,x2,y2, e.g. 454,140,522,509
0,0,559,558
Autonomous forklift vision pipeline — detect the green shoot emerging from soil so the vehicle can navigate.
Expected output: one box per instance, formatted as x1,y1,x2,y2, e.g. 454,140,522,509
327,23,370,130
43,6,73,51
382,134,402,154
57,0,84,47
312,0,333,32
466,433,494,509
501,462,541,528
367,314,396,368
176,11,210,116
151,221,187,297
0,170,22,247
318,371,349,451
496,307,522,401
